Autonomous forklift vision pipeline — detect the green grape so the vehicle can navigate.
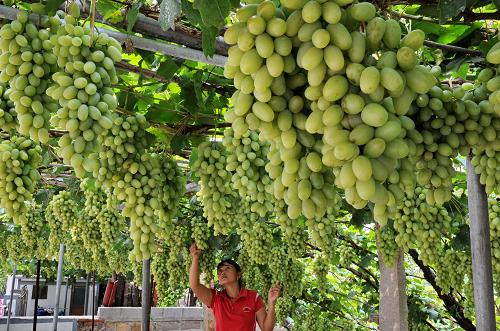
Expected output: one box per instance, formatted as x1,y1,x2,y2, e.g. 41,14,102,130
152,245,171,302
0,135,42,224
338,243,356,266
393,186,453,266
47,190,79,231
191,215,211,250
192,141,240,234
0,83,18,131
20,205,46,255
306,207,340,259
488,198,500,292
275,295,294,326
46,11,122,176
377,221,399,267
238,215,274,265
312,254,329,294
0,11,59,144
433,249,470,295
223,127,274,216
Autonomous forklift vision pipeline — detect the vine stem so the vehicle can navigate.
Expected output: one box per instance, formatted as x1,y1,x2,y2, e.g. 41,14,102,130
89,0,96,42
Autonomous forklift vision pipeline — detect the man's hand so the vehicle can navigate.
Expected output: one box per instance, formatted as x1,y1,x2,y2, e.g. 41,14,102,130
268,284,281,305
190,243,201,259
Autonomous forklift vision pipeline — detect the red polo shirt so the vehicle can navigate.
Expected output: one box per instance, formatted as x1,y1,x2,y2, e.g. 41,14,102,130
209,288,265,331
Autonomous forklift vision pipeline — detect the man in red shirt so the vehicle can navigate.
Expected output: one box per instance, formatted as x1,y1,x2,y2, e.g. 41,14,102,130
189,243,281,331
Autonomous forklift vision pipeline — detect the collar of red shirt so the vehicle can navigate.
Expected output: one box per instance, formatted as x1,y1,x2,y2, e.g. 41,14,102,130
223,288,248,300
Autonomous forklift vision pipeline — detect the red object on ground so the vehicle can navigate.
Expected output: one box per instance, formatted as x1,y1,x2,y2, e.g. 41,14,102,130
153,283,157,307
108,281,117,306
102,280,115,307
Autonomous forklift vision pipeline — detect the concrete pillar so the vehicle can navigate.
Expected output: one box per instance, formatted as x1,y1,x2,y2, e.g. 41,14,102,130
378,248,409,331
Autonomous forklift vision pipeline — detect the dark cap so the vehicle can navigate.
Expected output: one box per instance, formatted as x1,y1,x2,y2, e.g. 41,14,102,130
217,259,241,272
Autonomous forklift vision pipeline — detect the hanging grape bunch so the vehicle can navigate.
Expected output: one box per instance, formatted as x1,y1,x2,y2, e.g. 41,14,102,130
488,198,500,289
47,4,122,178
0,10,59,144
47,190,79,231
0,83,18,131
0,135,42,224
192,141,241,234
98,195,126,253
223,0,439,227
20,204,45,248
223,127,274,216
376,222,399,266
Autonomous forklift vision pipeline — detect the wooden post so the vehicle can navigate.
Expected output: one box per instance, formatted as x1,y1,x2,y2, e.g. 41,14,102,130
466,157,495,330
142,259,151,331
83,273,90,315
377,246,409,331
33,260,41,331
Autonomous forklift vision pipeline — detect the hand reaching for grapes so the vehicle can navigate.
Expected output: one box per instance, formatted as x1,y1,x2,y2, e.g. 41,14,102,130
268,284,281,305
190,243,201,259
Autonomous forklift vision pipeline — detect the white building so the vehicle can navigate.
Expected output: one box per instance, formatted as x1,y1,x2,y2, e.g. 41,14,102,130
2,276,100,317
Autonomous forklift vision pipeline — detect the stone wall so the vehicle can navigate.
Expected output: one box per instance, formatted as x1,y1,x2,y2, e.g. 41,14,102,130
97,307,205,331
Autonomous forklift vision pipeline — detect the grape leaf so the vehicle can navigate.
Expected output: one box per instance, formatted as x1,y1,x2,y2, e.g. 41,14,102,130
438,0,467,22
96,0,125,24
157,57,179,80
159,0,182,31
193,0,231,28
182,0,203,26
46,0,65,15
171,135,187,153
126,2,142,33
201,25,218,57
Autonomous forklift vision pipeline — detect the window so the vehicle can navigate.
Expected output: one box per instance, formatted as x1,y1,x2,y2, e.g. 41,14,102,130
32,285,48,299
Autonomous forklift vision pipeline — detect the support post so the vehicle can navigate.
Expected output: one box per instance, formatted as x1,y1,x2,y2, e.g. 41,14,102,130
142,259,151,331
63,278,70,316
52,244,65,331
6,264,17,331
466,156,495,330
377,246,408,331
92,271,95,331
33,260,41,331
83,273,90,315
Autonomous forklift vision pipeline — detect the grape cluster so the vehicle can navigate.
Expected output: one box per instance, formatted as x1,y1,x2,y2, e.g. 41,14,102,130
0,135,42,224
239,215,274,265
0,11,59,144
161,220,191,288
223,127,274,216
376,222,399,266
393,186,452,265
190,215,216,281
20,205,44,248
433,249,470,295
0,83,18,131
152,245,172,302
312,254,329,294
97,195,126,252
223,0,440,226
275,295,294,326
47,190,79,231
192,141,240,234
488,198,500,290
306,207,339,259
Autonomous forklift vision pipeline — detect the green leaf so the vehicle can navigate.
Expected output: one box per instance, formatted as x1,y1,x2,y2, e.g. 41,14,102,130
159,0,182,31
350,209,371,228
201,25,218,57
189,147,199,168
360,254,374,268
182,0,203,26
145,108,184,123
453,62,470,80
126,2,142,33
493,0,500,9
180,78,200,114
46,0,65,15
193,0,231,28
438,0,467,22
171,134,187,153
96,0,125,24
157,57,179,80
452,224,470,250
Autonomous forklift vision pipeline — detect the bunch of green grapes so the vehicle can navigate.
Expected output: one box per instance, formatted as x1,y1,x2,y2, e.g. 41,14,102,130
313,254,329,294
20,205,45,248
161,220,191,288
488,198,500,290
223,127,274,216
105,241,133,275
105,151,184,262
223,0,438,226
238,213,274,265
275,295,294,326
238,248,273,300
46,8,122,177
293,307,340,331
97,197,126,252
0,84,18,131
152,245,172,301
393,186,452,266
0,11,59,144
131,259,142,285
45,199,64,254
72,208,102,260
191,215,212,250
192,141,240,234
47,190,79,231
376,222,399,267
306,207,339,259
94,113,154,185
338,242,356,266
5,228,30,261
0,135,42,224
268,245,289,286
433,249,470,295
271,198,307,258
